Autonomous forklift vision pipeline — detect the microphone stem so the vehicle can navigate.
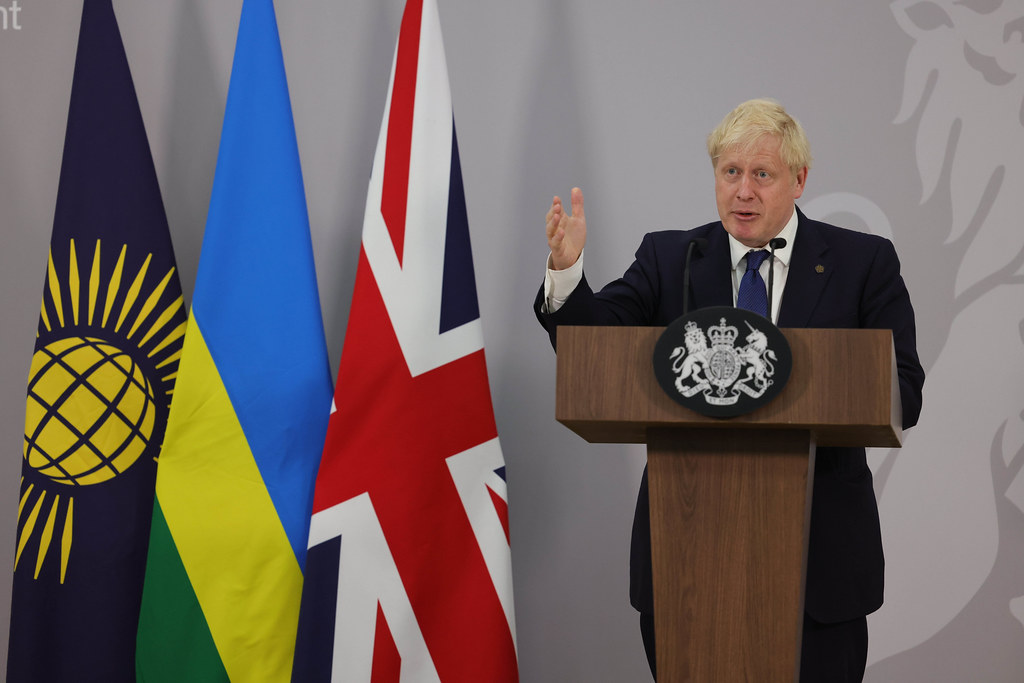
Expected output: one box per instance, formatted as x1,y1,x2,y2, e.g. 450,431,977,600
682,240,698,316
765,237,786,323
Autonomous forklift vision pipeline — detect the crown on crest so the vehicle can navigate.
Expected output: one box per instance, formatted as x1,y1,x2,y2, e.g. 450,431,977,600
707,318,738,346
684,320,703,339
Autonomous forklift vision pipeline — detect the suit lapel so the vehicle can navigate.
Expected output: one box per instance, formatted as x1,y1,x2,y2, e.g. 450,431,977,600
778,208,833,328
688,225,733,310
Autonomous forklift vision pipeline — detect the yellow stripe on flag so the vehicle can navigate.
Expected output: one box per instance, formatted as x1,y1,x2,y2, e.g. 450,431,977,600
156,315,302,682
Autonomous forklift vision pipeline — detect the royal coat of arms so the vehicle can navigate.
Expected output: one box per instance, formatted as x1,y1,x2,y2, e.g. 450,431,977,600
653,307,792,418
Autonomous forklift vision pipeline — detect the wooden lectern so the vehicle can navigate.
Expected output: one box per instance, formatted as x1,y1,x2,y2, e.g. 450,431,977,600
555,326,902,682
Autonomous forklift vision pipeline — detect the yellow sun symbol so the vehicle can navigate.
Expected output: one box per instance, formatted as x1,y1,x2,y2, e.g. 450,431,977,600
17,238,186,583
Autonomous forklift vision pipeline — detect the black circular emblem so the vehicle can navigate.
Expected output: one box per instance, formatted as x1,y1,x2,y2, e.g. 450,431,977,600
652,306,792,418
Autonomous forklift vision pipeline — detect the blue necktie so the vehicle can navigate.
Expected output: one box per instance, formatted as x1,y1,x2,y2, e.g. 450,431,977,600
736,249,770,318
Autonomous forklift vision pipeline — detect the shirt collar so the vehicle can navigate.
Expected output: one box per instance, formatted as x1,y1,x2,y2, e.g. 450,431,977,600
727,207,799,270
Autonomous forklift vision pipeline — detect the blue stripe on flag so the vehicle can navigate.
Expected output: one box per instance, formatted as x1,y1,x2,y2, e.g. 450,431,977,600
292,535,342,683
439,122,480,333
190,0,332,565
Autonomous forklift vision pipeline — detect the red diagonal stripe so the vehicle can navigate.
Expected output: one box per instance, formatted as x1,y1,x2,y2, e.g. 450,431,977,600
380,0,424,267
371,603,401,683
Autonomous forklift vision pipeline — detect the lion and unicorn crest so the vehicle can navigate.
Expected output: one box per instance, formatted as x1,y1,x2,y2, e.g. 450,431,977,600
668,317,778,405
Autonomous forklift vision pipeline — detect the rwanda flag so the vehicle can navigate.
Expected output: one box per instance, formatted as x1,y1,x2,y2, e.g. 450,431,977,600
134,0,333,680
7,1,188,681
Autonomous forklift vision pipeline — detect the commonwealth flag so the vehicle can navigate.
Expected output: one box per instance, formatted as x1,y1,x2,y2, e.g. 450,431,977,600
134,0,333,680
8,1,188,680
292,1,518,680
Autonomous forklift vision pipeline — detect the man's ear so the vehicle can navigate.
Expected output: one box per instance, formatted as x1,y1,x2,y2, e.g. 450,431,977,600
792,166,808,200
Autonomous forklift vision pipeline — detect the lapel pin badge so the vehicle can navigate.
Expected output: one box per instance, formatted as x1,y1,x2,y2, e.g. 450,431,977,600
815,264,825,273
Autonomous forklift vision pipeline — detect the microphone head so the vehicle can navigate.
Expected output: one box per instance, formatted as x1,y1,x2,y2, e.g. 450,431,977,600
769,237,787,250
692,237,709,252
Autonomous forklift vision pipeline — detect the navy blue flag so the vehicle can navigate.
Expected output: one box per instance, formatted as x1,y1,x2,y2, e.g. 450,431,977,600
7,1,187,680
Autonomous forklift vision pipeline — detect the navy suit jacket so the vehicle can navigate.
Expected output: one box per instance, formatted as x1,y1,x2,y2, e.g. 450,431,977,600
535,208,925,623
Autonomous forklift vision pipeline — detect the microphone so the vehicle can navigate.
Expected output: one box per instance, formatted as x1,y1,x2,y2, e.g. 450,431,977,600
766,237,787,322
682,237,708,316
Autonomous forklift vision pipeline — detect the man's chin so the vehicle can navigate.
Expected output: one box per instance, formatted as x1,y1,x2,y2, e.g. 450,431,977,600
724,222,769,248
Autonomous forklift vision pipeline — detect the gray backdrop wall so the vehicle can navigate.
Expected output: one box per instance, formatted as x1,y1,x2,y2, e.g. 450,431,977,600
1,1,1022,680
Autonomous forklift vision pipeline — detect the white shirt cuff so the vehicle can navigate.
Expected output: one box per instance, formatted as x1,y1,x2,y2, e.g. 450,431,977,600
543,250,585,313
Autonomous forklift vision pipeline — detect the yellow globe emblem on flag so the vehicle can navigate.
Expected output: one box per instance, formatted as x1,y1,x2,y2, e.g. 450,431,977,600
16,239,185,584
24,336,156,486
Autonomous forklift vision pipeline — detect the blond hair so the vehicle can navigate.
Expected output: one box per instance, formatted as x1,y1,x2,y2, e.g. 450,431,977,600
707,98,812,176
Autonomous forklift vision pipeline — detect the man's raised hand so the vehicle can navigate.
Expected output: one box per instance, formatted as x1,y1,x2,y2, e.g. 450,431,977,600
545,187,587,270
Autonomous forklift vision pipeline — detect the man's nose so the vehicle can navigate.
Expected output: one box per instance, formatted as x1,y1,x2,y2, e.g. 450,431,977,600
736,175,755,199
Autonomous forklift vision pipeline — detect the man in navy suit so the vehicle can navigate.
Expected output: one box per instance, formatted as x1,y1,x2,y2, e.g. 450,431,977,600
535,99,925,682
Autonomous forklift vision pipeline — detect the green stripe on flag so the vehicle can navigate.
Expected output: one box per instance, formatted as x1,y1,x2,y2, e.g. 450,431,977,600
136,501,227,682
148,315,304,680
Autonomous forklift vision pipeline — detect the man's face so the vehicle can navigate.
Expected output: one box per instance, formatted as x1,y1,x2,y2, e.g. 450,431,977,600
714,136,807,248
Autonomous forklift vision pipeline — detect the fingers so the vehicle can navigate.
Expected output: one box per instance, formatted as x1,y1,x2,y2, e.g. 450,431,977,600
546,196,564,241
546,195,562,225
545,189,585,270
570,187,584,220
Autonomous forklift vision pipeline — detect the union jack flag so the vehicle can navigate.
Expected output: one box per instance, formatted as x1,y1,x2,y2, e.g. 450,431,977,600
291,1,518,681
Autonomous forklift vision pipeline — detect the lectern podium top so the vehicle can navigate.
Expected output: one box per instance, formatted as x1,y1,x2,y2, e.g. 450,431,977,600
555,326,902,448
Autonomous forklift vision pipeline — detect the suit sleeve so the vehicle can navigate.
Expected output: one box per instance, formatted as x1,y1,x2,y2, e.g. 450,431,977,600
859,238,925,430
533,233,663,349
